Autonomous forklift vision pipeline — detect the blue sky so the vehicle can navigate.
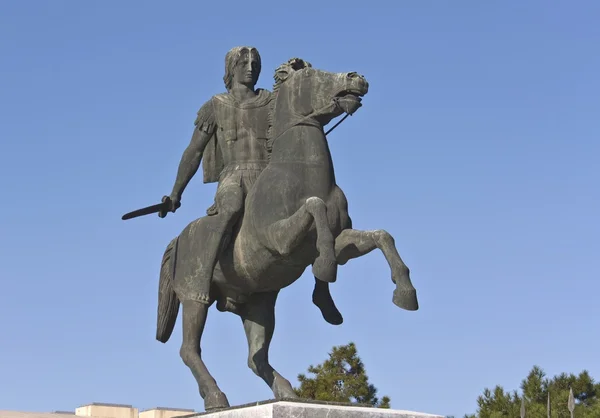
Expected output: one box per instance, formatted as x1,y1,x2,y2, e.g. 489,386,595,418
1,2,598,417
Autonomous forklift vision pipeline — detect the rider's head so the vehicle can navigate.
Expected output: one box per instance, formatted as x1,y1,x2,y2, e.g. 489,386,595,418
224,46,262,91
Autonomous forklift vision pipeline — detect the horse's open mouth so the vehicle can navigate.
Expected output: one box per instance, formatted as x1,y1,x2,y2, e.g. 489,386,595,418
335,90,364,115
336,90,364,102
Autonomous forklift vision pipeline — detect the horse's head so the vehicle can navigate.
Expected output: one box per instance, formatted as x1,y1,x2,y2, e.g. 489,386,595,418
269,58,369,139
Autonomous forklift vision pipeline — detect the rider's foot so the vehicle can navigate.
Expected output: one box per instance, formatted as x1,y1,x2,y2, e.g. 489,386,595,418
312,279,343,325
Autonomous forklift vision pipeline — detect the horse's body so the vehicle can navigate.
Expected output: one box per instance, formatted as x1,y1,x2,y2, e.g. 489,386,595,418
156,59,419,412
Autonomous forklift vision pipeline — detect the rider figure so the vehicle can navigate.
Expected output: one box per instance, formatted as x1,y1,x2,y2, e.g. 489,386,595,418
162,46,343,324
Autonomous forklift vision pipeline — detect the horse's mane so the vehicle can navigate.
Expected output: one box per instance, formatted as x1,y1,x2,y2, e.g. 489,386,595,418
266,58,312,155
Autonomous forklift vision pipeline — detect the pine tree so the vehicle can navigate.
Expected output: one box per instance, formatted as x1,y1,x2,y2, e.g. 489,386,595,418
294,342,391,408
465,366,600,418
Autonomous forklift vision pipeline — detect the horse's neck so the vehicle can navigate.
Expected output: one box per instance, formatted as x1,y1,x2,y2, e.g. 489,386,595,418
270,124,333,167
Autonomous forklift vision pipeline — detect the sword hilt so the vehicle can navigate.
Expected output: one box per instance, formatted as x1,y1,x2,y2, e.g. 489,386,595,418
158,195,172,218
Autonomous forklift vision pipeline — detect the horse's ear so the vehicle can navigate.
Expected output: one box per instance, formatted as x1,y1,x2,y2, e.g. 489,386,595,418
274,58,311,83
288,57,310,70
275,65,293,82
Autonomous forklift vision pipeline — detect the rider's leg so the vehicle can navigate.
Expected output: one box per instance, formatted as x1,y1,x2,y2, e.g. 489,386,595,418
192,175,244,302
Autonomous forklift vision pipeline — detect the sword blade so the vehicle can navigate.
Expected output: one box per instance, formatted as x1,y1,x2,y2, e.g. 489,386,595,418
122,201,168,220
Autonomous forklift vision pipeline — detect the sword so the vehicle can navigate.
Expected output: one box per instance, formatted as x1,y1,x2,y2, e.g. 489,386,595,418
122,196,173,220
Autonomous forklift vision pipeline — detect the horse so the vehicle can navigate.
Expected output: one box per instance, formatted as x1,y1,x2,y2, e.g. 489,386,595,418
155,58,419,412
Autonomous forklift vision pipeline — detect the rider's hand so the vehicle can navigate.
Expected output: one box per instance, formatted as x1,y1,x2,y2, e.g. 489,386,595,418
158,195,181,218
169,194,182,212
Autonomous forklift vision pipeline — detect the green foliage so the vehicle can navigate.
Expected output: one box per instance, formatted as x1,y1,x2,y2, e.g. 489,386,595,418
466,366,600,418
294,342,391,408
379,396,391,409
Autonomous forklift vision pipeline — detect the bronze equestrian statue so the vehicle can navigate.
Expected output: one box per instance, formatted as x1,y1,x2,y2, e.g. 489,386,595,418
123,52,419,412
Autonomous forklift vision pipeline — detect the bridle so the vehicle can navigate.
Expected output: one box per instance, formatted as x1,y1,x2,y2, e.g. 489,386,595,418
325,110,351,135
268,96,354,146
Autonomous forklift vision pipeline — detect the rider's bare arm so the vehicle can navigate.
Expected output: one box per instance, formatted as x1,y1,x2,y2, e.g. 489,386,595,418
169,100,216,202
170,127,212,201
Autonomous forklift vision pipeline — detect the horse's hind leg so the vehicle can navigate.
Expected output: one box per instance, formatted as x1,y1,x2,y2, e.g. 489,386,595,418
180,300,230,411
240,291,299,400
335,229,419,310
265,197,337,283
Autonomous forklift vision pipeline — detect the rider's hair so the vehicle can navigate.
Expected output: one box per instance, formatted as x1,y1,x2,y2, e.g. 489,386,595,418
223,46,262,91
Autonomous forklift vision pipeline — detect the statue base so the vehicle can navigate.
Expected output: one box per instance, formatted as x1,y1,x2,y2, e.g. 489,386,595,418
180,399,443,418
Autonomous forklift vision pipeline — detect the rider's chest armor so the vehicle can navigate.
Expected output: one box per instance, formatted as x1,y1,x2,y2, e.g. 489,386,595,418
212,91,272,163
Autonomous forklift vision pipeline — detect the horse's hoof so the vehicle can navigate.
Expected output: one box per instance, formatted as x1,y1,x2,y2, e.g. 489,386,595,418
320,306,343,326
278,392,301,401
312,289,343,325
273,376,300,400
312,257,338,283
314,300,344,325
204,391,230,412
393,288,419,311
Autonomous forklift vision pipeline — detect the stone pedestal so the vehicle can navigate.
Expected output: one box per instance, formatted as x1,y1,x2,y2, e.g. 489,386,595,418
179,400,442,418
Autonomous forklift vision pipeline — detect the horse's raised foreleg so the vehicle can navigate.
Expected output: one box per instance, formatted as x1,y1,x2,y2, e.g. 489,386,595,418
240,291,299,400
265,197,337,283
335,229,419,311
179,301,230,411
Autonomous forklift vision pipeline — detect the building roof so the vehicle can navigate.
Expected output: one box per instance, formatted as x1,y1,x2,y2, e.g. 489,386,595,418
0,412,82,418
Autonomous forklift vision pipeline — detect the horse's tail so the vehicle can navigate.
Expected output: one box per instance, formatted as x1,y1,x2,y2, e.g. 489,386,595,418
156,237,180,343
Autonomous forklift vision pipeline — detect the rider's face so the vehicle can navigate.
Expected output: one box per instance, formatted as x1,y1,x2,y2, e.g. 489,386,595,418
232,48,260,87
